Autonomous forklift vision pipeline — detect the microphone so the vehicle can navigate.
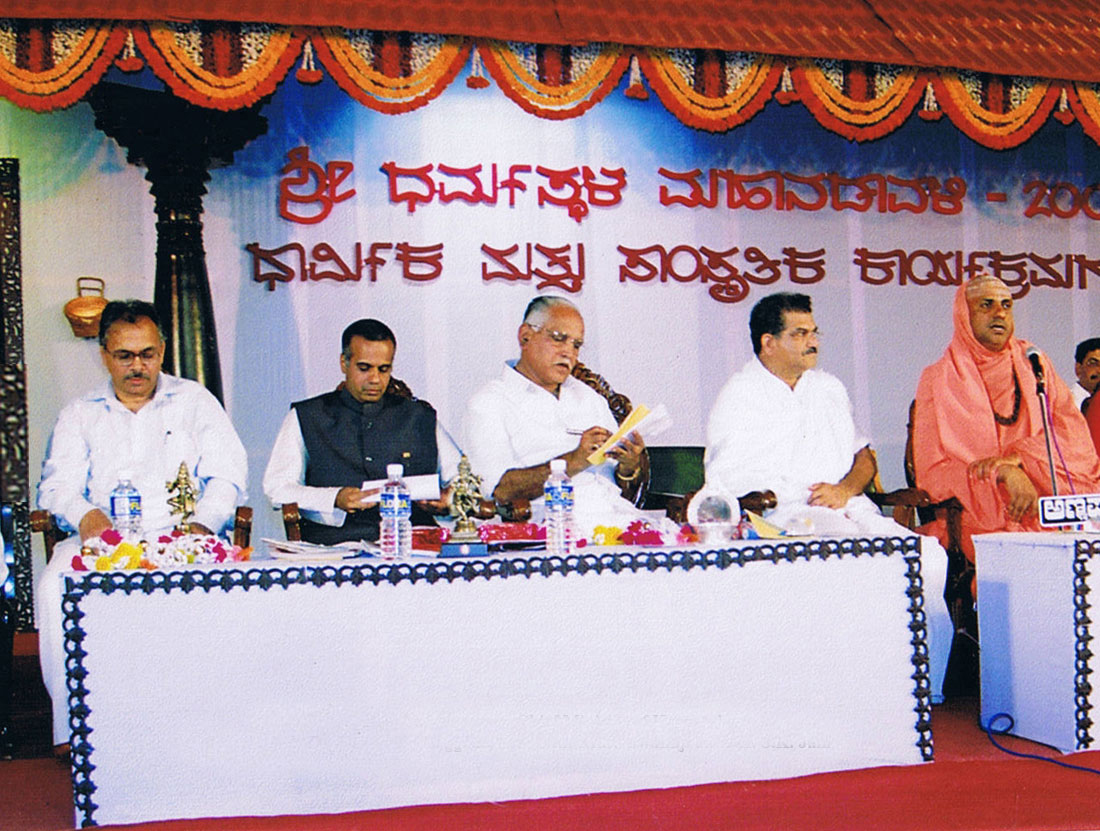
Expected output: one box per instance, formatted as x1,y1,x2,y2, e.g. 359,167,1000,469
1025,346,1057,496
1025,346,1045,391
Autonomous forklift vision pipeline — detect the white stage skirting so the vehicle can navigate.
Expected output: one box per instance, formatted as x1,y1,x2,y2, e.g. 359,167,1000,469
60,537,933,827
974,531,1100,753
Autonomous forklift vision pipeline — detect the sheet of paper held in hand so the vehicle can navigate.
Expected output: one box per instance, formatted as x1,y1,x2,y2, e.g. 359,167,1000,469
585,403,672,466
360,473,441,501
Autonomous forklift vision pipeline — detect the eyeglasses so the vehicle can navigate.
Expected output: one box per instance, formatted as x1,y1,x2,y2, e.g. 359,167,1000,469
531,326,584,351
107,347,160,366
782,327,821,341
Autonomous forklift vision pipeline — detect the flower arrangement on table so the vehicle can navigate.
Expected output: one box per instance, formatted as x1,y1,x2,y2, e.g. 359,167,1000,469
71,528,252,572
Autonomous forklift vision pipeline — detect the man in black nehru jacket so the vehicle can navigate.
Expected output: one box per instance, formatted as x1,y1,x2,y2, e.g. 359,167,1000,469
264,318,452,544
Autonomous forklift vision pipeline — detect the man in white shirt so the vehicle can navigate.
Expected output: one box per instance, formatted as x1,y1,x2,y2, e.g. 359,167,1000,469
37,299,248,745
703,291,950,698
464,297,646,534
1073,338,1100,412
263,318,456,544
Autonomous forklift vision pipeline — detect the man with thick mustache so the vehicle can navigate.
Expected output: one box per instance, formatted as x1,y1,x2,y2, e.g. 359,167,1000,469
704,292,891,533
464,296,646,533
1073,337,1100,412
914,275,1100,559
36,298,247,745
703,291,951,698
264,317,453,544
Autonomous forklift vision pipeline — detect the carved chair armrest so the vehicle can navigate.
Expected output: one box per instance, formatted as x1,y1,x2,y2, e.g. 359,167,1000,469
30,510,68,563
281,503,302,541
494,499,532,523
232,506,253,548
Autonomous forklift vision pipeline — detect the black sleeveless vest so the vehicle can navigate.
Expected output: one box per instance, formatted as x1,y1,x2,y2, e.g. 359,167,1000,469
292,388,439,544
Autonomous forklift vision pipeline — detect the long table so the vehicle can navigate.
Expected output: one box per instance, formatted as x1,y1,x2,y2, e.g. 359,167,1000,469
974,532,1100,753
60,536,933,827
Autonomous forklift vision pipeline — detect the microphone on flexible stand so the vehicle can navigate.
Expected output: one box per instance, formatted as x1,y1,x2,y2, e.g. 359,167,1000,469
1025,346,1057,496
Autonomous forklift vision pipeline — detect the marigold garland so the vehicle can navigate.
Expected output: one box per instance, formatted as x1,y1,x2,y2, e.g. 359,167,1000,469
0,20,1098,149
310,29,469,114
478,40,629,120
792,59,924,143
0,21,126,112
133,22,303,111
637,47,782,132
932,71,1060,149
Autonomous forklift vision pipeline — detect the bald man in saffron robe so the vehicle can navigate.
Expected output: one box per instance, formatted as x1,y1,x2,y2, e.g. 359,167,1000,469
913,276,1100,560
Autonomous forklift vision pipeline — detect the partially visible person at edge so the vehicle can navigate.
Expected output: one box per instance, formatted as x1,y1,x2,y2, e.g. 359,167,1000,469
1074,337,1100,414
914,275,1100,562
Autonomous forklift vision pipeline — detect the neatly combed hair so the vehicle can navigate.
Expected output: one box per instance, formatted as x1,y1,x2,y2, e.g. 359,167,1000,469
341,318,396,358
1076,338,1100,364
98,299,164,347
522,296,578,328
749,292,812,355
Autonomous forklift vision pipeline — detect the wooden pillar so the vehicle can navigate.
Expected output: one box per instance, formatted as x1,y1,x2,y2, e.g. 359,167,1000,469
86,83,266,402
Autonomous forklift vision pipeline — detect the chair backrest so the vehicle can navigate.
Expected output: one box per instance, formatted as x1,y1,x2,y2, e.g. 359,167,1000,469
571,363,632,424
645,446,705,497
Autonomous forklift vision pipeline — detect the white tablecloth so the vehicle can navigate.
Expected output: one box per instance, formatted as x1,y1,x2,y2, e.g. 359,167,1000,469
60,536,933,827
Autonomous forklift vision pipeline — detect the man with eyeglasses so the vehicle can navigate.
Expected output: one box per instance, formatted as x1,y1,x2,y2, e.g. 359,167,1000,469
702,290,951,699
464,296,647,532
36,298,246,746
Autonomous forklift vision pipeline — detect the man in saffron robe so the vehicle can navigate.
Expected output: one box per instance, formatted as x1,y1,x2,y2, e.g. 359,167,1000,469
913,276,1100,560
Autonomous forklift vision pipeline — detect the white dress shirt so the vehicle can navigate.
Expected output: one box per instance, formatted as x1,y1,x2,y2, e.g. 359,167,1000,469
465,362,641,530
1074,382,1091,411
38,373,247,534
36,373,247,745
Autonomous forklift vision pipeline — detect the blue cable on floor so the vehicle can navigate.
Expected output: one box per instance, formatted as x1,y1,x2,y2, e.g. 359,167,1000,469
985,713,1100,775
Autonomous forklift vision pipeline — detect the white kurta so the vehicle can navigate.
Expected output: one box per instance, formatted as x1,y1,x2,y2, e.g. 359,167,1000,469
705,356,951,698
464,362,642,532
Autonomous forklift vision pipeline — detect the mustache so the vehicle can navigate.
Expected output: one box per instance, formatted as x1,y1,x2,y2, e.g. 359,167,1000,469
125,371,149,380
803,347,818,355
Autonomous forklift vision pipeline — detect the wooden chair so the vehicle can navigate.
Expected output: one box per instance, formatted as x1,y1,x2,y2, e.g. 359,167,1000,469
866,399,976,695
30,505,254,562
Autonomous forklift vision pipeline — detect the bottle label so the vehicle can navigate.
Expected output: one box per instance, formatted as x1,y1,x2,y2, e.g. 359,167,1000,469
110,493,141,520
544,481,574,510
379,490,411,519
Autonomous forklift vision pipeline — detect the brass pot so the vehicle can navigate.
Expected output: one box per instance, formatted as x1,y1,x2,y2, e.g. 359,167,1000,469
63,277,108,338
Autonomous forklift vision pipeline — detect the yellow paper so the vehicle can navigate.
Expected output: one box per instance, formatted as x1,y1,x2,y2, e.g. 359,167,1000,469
746,511,786,539
587,404,650,465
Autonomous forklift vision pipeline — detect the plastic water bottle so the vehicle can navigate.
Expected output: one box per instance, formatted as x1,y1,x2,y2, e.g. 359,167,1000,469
543,458,574,556
109,472,142,537
379,463,413,558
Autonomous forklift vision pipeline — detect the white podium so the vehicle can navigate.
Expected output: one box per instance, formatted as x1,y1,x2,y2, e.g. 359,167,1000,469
974,532,1099,753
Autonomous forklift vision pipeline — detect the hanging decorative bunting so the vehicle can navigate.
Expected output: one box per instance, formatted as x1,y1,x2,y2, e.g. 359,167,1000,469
310,29,469,113
132,21,302,111
478,41,629,120
0,19,125,112
1067,83,1100,145
2,17,1100,151
637,48,782,132
792,58,924,142
932,70,1060,149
